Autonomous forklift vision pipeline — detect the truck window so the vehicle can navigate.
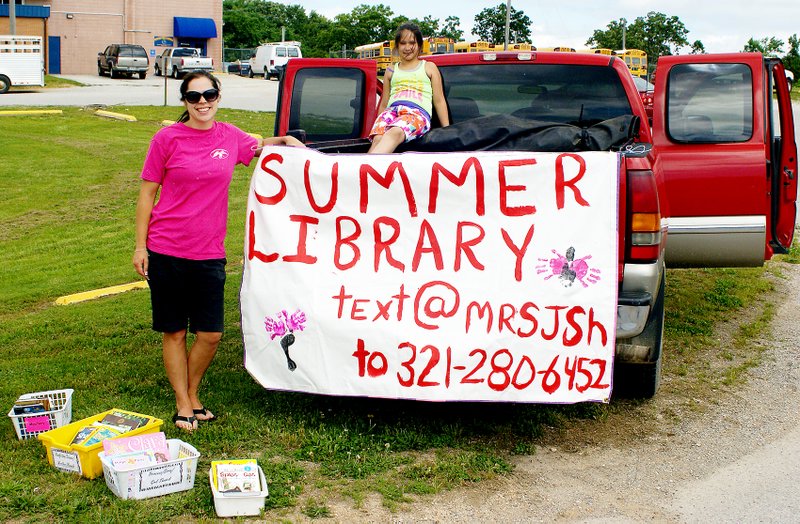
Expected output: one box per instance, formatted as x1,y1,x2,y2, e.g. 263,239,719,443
438,64,633,126
120,46,146,58
173,48,196,57
288,68,366,141
277,47,287,57
288,47,300,58
666,63,753,143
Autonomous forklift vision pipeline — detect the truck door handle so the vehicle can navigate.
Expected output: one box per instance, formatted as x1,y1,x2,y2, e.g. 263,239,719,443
784,167,795,181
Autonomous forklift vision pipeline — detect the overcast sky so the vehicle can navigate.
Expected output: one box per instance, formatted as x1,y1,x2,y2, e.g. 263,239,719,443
275,0,800,54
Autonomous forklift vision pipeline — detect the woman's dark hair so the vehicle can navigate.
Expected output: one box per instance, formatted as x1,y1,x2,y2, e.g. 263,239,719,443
394,22,423,50
177,70,221,123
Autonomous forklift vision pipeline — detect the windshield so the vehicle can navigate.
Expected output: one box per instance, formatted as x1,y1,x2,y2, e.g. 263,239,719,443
439,63,634,126
173,48,198,57
632,76,654,92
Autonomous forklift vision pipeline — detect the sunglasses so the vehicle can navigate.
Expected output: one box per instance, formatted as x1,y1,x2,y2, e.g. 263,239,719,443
184,88,219,104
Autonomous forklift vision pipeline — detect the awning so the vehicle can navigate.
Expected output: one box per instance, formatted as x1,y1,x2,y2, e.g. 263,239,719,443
173,17,217,39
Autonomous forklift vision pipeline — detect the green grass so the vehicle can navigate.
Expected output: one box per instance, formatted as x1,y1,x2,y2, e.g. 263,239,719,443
0,106,790,521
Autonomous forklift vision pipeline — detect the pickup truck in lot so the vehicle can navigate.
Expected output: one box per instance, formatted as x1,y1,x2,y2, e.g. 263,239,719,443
267,51,797,399
154,47,213,78
97,44,149,79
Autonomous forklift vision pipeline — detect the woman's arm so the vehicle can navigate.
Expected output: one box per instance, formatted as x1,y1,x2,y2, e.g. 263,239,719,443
252,135,306,156
427,62,449,127
132,180,160,279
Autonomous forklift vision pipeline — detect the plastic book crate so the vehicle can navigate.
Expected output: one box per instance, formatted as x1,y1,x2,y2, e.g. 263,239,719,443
7,388,74,440
37,408,163,479
209,465,269,517
99,439,200,500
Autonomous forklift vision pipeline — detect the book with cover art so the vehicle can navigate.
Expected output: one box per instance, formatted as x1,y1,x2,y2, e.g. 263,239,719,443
212,459,260,494
99,411,150,432
13,397,51,415
108,449,158,471
103,431,170,463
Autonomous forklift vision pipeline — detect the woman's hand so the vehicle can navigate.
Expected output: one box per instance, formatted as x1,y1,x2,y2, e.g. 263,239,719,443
252,135,307,156
133,248,149,279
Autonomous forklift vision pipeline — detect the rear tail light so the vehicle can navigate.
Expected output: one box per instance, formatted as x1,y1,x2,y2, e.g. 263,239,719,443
627,169,662,261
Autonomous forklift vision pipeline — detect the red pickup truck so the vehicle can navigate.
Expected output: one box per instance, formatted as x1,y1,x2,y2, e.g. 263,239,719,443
270,51,797,398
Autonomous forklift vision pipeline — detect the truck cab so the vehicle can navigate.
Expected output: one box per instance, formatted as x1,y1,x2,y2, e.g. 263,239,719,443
269,51,796,398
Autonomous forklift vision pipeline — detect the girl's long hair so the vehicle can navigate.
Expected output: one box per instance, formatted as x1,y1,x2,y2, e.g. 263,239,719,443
177,70,222,123
393,22,423,59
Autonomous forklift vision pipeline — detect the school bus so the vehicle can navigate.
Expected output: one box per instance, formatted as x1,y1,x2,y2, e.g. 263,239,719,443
454,41,492,53
579,48,615,55
616,48,648,77
423,37,455,55
537,46,576,52
490,42,535,51
354,40,393,74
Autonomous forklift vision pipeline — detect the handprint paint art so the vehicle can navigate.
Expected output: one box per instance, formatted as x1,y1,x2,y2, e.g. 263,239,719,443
264,309,307,371
536,246,601,288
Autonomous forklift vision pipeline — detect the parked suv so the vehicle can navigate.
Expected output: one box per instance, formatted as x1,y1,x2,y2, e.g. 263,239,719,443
98,44,149,79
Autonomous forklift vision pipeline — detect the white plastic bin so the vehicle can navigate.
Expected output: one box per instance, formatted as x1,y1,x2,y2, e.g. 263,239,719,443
210,465,269,517
7,388,73,440
99,439,199,500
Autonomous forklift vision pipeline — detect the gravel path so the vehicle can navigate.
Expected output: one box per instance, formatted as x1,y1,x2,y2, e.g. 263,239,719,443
313,261,800,523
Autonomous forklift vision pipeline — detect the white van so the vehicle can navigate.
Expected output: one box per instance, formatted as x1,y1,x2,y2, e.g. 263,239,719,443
0,35,45,94
249,42,301,80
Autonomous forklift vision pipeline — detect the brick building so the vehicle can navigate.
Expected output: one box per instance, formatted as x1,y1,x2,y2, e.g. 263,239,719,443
1,1,221,75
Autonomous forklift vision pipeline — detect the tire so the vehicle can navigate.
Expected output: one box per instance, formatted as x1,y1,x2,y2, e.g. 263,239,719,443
0,74,10,94
154,65,161,76
172,66,180,79
139,71,147,80
109,64,117,79
612,273,666,399
248,68,254,78
97,63,104,76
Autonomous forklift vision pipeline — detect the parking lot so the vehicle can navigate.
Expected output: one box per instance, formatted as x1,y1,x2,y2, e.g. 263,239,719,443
0,72,279,112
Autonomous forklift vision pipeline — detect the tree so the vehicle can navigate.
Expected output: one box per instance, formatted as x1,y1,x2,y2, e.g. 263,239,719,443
742,36,784,54
690,40,706,54
586,11,694,65
782,34,800,79
441,16,464,41
472,3,532,44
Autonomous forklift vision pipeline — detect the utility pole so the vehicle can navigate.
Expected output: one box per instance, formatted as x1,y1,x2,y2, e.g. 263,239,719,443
9,0,17,35
504,0,511,50
621,18,627,51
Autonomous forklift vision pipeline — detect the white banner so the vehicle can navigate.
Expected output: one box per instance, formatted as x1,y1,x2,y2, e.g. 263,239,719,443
241,148,619,403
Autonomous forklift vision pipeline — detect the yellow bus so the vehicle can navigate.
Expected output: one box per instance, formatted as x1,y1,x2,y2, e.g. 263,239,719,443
538,46,577,52
579,48,615,55
616,49,648,77
354,40,393,74
490,42,535,51
423,37,455,55
454,40,492,53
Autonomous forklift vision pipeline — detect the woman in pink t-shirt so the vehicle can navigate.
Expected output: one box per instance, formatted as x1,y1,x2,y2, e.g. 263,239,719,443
132,71,303,431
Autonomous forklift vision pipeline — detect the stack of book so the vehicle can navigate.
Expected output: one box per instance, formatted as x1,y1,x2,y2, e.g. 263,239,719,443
12,396,51,415
101,431,171,471
69,410,151,448
211,459,261,494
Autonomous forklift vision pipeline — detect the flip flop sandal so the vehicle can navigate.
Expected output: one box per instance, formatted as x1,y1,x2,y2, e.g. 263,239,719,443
172,413,197,431
193,406,217,422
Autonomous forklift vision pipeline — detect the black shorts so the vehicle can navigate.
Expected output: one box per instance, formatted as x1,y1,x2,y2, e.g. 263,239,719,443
147,250,227,333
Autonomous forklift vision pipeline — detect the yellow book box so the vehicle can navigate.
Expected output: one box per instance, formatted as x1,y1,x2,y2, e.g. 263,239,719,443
38,408,163,479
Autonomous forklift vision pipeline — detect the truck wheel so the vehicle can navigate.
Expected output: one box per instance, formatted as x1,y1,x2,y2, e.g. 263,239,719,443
97,63,104,76
139,71,147,80
612,273,665,399
248,68,254,78
109,64,117,79
172,67,180,79
0,75,10,94
154,65,161,76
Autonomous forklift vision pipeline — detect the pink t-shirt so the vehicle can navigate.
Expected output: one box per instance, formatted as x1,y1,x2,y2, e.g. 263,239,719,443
141,121,257,260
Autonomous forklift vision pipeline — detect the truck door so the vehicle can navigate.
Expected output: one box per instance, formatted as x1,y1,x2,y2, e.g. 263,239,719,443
651,53,797,267
274,58,379,143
